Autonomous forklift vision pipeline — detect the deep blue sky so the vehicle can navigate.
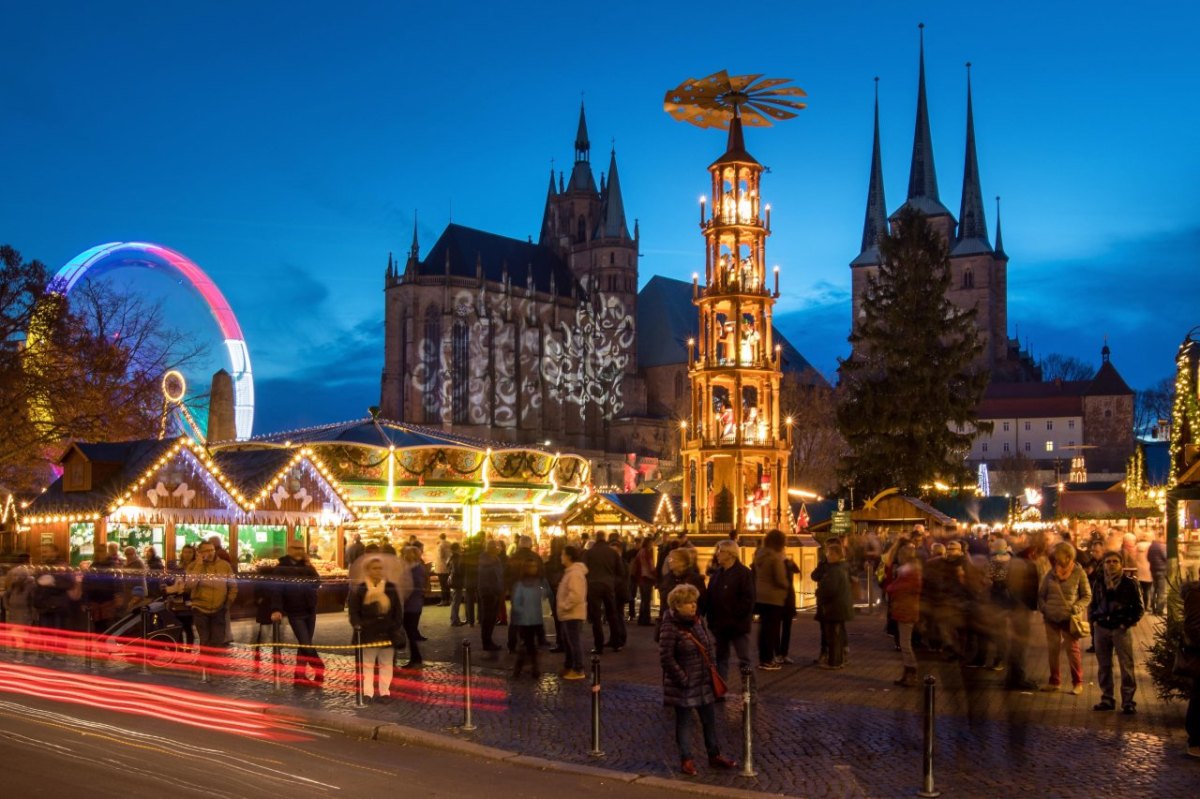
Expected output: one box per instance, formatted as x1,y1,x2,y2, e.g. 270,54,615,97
3,2,1196,436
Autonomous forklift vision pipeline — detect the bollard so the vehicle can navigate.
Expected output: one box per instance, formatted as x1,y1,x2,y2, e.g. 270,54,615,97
354,628,366,707
589,653,604,757
917,675,941,798
461,640,476,730
740,666,757,777
140,607,149,674
271,620,283,692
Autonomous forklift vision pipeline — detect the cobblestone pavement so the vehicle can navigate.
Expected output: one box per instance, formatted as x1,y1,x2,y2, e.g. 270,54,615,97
6,602,1197,798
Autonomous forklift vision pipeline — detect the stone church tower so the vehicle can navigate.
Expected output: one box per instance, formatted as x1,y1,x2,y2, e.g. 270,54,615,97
850,31,1037,383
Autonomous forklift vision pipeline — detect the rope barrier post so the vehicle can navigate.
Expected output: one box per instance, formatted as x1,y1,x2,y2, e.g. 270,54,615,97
271,620,283,693
354,628,366,708
460,639,476,731
740,665,757,777
589,653,604,758
917,675,941,798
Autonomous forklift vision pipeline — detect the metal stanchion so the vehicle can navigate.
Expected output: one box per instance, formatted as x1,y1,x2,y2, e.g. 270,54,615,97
917,675,941,798
271,620,283,692
354,628,366,708
589,653,604,757
461,640,476,730
740,666,757,777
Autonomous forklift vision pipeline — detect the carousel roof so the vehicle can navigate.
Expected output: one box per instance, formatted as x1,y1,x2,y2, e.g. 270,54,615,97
252,417,553,453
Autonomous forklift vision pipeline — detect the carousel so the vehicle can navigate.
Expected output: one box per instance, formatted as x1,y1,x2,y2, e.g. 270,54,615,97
240,417,591,552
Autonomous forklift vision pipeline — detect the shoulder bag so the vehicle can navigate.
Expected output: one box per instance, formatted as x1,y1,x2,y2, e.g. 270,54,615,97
681,628,727,698
1053,575,1090,640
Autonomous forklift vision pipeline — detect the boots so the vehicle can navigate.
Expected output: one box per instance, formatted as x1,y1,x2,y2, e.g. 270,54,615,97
512,653,525,679
893,667,918,687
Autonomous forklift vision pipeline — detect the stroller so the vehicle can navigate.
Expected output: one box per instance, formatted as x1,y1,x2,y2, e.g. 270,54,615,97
99,587,185,667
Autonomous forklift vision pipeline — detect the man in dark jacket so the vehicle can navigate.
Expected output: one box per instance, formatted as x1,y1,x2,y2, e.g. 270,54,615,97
1147,534,1168,616
1003,543,1041,690
816,541,853,669
270,539,324,687
1088,552,1144,713
585,532,626,653
706,540,755,682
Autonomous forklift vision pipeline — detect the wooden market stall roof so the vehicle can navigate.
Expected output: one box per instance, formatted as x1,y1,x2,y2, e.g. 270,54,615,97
851,493,958,532
23,436,353,525
562,492,680,529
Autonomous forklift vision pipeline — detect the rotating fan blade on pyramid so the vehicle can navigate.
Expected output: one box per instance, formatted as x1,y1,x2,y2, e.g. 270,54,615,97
664,70,807,129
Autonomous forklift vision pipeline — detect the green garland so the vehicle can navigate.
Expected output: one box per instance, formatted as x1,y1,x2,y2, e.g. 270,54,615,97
1169,337,1200,488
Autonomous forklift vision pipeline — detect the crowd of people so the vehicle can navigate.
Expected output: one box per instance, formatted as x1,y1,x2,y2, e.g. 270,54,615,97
3,522,1199,767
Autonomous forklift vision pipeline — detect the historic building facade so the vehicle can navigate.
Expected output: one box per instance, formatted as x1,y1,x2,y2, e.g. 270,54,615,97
379,107,670,487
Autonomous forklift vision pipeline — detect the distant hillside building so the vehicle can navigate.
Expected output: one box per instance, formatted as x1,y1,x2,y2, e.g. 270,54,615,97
966,344,1134,482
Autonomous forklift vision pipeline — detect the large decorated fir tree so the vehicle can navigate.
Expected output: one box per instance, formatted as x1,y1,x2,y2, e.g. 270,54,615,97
836,207,990,497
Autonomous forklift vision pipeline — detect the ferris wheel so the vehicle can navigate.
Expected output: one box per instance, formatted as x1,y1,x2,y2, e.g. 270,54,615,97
49,242,255,440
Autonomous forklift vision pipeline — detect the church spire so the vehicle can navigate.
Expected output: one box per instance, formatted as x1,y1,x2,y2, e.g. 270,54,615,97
994,196,1006,257
853,78,888,266
953,63,991,254
567,101,597,193
596,147,630,240
902,24,951,218
409,211,420,260
574,101,590,162
539,167,557,245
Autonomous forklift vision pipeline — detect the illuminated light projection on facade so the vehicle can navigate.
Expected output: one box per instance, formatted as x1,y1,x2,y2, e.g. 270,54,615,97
50,242,255,440
665,71,807,532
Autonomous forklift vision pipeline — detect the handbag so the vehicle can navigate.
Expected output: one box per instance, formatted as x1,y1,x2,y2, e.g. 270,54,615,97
682,629,727,698
1051,573,1089,640
390,624,408,649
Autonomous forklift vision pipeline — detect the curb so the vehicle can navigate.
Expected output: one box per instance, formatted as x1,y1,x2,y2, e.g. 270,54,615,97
265,704,793,798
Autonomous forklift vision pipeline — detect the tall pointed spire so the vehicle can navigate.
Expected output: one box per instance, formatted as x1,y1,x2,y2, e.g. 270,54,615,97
953,62,991,254
853,78,888,266
711,108,760,167
539,167,558,245
596,147,630,240
574,101,590,162
902,23,950,217
993,195,1006,257
409,211,420,259
568,101,597,193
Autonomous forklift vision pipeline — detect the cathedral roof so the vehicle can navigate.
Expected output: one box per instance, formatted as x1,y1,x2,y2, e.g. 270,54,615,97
1087,359,1133,396
636,276,828,387
415,223,577,298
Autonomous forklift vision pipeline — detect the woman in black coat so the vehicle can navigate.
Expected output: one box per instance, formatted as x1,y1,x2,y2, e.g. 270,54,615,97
659,583,737,776
348,556,403,703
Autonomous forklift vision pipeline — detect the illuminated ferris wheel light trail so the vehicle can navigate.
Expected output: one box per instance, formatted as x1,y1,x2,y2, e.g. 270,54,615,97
51,242,255,440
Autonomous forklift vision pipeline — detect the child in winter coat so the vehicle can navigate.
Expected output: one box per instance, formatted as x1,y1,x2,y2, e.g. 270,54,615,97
510,558,547,678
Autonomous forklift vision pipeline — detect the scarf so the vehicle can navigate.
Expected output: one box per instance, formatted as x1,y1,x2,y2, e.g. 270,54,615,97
1053,562,1074,581
364,579,390,613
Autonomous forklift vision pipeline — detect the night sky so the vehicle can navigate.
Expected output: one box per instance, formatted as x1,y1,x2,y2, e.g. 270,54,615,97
3,2,1196,436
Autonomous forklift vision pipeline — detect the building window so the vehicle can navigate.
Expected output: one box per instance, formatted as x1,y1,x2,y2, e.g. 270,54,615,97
451,320,469,424
1105,409,1112,418
1003,443,1010,453
1002,421,1010,432
1024,421,1031,432
1024,442,1031,452
1047,421,1053,431
981,442,988,453
1069,440,1075,447
962,269,974,289
422,306,442,423
1045,441,1054,452
1068,420,1075,430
